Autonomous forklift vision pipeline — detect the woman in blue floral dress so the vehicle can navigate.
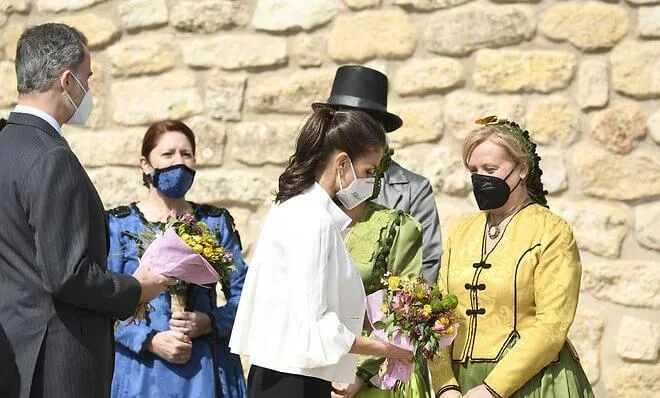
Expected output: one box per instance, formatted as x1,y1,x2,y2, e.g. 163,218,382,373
107,120,248,398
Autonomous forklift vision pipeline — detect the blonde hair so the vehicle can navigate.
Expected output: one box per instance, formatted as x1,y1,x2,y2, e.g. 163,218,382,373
463,124,548,207
463,126,529,170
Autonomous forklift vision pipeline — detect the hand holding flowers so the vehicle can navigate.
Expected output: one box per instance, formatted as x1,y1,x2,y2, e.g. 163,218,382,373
122,211,235,324
366,274,459,389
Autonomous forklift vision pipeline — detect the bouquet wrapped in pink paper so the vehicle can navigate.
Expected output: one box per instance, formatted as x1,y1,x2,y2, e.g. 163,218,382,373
365,275,459,390
127,212,235,320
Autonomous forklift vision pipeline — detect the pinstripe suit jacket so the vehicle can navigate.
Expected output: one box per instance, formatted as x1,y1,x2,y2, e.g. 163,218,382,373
0,112,141,398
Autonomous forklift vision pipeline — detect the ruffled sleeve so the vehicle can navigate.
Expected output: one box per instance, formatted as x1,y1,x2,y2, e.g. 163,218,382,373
356,210,424,381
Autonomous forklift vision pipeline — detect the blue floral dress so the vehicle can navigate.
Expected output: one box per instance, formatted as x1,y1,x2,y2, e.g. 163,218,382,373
107,202,248,398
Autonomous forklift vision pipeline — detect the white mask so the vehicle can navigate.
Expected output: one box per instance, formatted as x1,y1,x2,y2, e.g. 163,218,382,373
336,159,375,210
63,72,94,126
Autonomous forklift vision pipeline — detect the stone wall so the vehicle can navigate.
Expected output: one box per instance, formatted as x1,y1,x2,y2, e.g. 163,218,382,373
1,0,659,396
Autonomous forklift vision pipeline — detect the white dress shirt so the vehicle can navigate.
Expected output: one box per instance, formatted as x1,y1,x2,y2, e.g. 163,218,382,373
13,104,62,135
230,183,366,383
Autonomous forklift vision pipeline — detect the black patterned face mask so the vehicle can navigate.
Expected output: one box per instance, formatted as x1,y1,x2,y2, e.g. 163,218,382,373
471,164,522,211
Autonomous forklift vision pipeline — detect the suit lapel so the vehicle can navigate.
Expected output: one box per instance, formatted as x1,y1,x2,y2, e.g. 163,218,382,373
382,161,408,209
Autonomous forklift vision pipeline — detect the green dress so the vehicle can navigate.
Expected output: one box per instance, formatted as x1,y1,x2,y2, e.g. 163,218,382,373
345,202,431,398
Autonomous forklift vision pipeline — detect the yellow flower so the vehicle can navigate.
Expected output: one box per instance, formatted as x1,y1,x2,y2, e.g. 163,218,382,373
439,316,449,326
387,276,401,290
193,235,202,243
203,247,213,257
381,304,389,314
445,326,454,335
423,304,432,316
193,244,204,253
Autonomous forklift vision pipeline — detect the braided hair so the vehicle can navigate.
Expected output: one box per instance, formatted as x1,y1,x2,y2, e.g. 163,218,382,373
470,116,549,208
370,145,394,200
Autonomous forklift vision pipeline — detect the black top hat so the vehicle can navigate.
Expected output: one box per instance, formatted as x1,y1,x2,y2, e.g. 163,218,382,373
312,65,402,132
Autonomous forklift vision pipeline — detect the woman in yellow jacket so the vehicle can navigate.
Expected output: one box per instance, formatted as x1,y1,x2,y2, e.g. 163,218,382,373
431,117,594,398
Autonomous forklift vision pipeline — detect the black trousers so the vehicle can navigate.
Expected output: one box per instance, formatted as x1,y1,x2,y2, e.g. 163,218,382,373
248,365,331,398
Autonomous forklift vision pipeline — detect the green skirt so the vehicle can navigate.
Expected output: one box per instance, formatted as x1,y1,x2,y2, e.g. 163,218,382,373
354,368,430,398
452,339,595,398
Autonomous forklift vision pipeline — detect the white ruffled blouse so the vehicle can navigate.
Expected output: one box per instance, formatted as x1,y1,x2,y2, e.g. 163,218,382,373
229,183,366,383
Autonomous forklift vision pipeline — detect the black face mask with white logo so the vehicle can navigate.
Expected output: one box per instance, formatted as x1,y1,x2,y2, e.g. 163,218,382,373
471,165,522,211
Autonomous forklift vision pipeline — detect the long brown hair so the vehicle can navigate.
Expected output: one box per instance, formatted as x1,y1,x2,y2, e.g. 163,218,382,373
276,106,386,203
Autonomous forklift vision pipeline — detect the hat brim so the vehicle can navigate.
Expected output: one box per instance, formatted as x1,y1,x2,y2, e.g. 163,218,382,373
312,102,402,133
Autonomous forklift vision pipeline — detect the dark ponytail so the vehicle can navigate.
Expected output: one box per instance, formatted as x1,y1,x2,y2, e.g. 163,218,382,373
275,106,386,203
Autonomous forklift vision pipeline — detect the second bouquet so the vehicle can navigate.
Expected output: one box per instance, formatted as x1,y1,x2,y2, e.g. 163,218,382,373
366,275,459,390
128,211,235,320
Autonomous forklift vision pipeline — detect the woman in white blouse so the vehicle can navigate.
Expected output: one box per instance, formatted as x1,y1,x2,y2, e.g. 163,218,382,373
230,107,412,398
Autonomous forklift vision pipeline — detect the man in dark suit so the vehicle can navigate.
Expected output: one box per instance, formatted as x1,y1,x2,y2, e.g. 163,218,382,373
315,66,443,283
0,23,173,398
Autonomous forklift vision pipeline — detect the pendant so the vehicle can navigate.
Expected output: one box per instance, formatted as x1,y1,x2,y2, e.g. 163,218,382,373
488,224,500,239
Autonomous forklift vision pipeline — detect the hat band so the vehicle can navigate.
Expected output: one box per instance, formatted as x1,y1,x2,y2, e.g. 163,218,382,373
325,94,388,113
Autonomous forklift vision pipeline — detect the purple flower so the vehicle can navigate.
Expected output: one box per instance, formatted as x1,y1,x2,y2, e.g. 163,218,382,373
182,214,196,226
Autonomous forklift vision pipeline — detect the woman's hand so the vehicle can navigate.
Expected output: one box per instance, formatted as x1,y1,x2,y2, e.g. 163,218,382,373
437,389,463,398
145,331,192,364
464,385,494,398
169,311,212,339
383,342,414,363
331,376,365,398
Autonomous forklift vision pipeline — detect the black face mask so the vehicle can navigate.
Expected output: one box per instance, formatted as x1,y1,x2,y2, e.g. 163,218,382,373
471,165,522,211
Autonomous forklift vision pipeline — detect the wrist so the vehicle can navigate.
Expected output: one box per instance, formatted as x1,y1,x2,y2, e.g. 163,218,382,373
435,385,461,398
144,337,154,353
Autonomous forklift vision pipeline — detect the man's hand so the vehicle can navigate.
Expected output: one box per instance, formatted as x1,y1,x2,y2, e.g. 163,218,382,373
132,263,176,303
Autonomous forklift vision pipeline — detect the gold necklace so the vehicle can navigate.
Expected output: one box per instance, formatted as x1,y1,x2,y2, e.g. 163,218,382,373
487,201,531,239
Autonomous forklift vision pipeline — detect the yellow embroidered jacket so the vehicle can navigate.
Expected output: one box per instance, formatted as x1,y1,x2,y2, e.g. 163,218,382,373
429,204,582,398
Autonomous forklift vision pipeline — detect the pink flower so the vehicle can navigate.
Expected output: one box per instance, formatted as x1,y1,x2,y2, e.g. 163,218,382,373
401,304,411,317
182,214,196,226
400,291,413,305
432,322,446,333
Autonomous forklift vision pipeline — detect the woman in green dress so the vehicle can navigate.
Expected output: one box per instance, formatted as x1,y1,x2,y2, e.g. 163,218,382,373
332,149,431,398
